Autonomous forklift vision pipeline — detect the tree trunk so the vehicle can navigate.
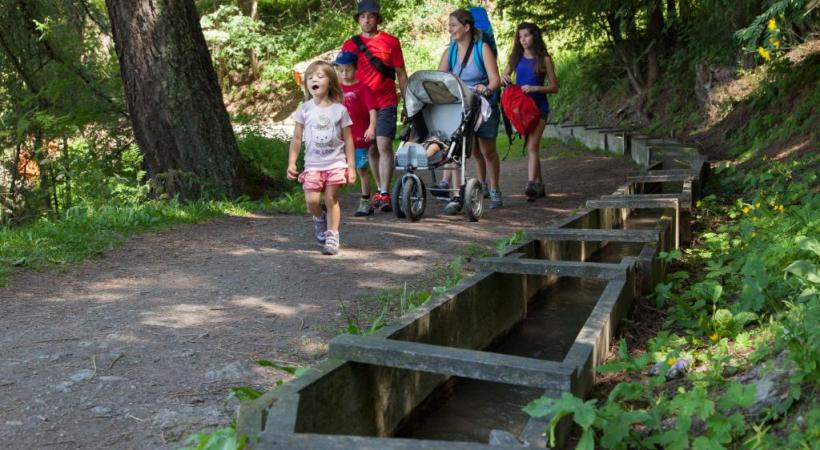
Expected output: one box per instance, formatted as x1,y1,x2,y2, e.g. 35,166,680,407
105,0,244,200
239,0,259,81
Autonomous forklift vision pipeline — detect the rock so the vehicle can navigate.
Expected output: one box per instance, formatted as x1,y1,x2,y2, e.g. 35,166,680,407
739,353,791,418
489,429,525,446
90,406,112,417
205,362,250,382
69,369,95,383
54,381,73,393
5,420,23,426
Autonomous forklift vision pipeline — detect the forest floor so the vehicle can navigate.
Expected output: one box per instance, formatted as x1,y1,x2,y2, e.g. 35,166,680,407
0,146,637,449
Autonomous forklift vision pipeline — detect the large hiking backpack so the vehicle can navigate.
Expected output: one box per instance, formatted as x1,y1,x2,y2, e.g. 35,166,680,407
500,84,541,136
469,6,497,56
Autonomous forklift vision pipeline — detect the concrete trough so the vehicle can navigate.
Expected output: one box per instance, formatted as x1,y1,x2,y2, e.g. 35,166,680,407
521,226,673,295
569,126,608,151
240,261,636,447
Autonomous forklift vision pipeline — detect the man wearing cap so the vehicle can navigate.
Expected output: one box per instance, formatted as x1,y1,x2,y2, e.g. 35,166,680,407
341,0,408,213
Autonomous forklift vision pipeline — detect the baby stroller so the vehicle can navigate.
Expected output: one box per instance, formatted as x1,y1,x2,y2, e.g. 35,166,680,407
391,70,485,222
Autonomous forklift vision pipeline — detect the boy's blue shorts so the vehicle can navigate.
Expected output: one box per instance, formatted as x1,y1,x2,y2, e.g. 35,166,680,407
354,148,369,169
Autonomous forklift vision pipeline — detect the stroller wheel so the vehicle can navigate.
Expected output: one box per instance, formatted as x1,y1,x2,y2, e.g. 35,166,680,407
391,178,406,219
401,175,426,222
463,178,483,222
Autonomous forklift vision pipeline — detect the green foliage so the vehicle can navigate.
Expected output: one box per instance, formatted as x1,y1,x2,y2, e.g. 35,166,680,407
495,230,524,257
201,5,277,82
344,256,464,335
181,427,246,450
735,0,819,54
526,151,818,447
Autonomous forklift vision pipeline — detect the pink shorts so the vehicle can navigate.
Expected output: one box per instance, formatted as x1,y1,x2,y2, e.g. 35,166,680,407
298,168,348,192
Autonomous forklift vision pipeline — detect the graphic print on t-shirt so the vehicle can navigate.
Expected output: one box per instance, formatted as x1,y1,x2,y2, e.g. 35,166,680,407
311,113,336,156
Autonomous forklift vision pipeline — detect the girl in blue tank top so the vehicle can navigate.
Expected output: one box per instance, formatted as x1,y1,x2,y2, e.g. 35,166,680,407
501,22,558,202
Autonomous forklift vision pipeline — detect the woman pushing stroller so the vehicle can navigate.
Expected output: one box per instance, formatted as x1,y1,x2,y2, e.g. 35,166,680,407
436,8,503,214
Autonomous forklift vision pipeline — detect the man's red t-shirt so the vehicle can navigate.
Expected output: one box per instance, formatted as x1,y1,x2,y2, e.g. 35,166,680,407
341,32,405,109
341,82,377,148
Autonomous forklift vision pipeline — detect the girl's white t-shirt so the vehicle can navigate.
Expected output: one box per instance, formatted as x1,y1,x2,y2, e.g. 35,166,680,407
294,100,352,171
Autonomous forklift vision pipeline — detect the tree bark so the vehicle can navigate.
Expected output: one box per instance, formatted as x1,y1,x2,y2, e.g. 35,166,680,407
105,0,245,200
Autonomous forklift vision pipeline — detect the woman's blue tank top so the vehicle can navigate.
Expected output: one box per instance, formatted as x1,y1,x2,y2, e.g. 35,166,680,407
515,56,549,113
450,43,491,100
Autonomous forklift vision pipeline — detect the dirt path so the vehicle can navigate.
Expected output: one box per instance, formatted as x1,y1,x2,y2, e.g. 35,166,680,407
0,151,636,449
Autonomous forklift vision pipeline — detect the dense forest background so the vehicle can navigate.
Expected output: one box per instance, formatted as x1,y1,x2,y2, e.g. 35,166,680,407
0,1,817,447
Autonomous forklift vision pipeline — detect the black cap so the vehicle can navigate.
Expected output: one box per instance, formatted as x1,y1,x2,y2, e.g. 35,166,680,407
354,0,380,20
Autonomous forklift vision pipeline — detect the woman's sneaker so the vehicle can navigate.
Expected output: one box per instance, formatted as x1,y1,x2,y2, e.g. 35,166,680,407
313,214,327,243
355,197,374,216
322,230,340,255
430,180,450,198
489,189,503,209
443,198,462,215
525,181,538,201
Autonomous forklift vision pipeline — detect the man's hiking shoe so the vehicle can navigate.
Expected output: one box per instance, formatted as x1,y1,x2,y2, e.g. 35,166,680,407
379,193,393,212
489,189,503,209
370,192,383,210
525,181,538,201
322,230,339,255
355,198,374,216
536,182,546,198
313,214,327,243
444,198,462,215
480,181,490,198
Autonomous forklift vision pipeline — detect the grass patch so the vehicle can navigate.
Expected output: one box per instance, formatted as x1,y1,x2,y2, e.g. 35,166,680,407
0,192,306,286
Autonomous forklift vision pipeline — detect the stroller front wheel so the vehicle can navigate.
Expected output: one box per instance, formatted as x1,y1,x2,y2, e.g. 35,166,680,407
400,175,426,222
391,178,405,219
463,178,483,222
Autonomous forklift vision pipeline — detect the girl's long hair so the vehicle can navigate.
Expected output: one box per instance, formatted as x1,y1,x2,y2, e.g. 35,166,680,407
508,23,550,80
303,61,344,104
449,9,482,42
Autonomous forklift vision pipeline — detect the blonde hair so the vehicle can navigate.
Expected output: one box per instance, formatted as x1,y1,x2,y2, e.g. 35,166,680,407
303,61,344,104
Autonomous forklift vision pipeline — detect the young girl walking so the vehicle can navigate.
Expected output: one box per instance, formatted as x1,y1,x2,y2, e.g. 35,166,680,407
287,61,356,255
502,23,559,201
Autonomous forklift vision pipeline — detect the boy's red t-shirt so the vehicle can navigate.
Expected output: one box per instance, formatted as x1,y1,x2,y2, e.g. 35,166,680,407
341,31,405,109
341,82,377,148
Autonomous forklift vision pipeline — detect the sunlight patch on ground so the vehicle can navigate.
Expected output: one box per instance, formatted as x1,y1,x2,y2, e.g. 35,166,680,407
104,331,145,344
139,304,227,328
230,296,301,316
225,248,259,257
775,137,811,160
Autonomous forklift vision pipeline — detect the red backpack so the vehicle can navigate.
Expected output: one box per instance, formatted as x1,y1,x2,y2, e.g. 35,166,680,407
500,84,540,136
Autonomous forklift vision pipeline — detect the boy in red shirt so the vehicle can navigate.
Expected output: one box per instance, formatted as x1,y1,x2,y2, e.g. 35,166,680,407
341,1,407,212
335,51,378,216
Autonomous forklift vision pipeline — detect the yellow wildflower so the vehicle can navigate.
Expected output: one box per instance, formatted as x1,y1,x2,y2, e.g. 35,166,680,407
758,47,771,61
709,333,719,341
696,200,702,208
774,40,780,49
742,206,750,214
751,232,756,237
755,202,761,209
778,204,785,213
768,18,777,31
666,356,678,366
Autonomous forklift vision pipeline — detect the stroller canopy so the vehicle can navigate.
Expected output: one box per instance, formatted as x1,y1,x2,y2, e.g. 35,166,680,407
404,70,477,118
